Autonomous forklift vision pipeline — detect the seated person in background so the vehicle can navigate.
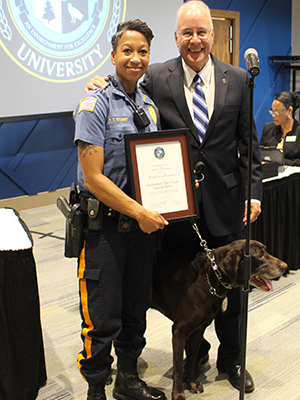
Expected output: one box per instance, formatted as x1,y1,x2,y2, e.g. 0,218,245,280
260,91,300,166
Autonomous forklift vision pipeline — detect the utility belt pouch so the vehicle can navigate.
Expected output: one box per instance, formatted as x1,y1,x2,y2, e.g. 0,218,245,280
65,203,84,258
87,198,103,231
118,213,132,232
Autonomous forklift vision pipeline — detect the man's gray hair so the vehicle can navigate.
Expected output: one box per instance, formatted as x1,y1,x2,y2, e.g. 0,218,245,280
176,1,213,30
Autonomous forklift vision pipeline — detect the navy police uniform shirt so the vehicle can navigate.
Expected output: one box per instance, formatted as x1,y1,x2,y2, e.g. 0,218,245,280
74,74,161,193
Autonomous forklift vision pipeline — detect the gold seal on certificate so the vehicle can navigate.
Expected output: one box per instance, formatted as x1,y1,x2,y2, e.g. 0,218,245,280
125,129,199,221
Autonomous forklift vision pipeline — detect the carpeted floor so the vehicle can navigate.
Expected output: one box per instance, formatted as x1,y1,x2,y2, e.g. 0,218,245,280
18,204,300,400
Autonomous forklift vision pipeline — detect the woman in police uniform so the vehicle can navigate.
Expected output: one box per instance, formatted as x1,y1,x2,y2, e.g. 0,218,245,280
73,20,168,400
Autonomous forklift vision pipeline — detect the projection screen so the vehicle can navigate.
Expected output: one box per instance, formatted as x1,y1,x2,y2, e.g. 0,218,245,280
0,0,182,121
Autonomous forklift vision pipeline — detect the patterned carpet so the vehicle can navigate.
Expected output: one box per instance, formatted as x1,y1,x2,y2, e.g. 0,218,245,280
18,204,300,400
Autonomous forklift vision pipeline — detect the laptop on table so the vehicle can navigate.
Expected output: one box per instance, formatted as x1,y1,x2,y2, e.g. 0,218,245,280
259,146,285,178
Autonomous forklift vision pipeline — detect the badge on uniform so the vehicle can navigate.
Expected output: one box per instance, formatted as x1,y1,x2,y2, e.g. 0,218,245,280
148,105,157,125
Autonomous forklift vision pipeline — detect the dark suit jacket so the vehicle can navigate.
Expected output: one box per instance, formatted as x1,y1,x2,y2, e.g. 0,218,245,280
141,55,263,237
260,120,300,166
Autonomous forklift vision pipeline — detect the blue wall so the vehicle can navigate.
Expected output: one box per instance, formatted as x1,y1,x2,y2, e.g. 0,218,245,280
207,0,291,135
0,0,292,200
0,116,77,199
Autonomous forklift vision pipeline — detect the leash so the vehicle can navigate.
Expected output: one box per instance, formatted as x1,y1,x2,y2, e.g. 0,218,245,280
192,222,233,298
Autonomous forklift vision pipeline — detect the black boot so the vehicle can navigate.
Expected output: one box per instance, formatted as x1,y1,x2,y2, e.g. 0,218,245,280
113,358,166,400
87,379,106,400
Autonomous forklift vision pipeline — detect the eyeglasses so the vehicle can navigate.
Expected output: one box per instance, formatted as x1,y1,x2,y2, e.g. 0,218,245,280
269,108,286,116
178,28,211,40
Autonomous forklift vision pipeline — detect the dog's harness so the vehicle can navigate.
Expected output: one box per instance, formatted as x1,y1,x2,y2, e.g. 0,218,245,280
192,223,233,299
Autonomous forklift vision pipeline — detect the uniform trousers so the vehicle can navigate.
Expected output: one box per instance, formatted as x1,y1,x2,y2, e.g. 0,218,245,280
77,217,156,384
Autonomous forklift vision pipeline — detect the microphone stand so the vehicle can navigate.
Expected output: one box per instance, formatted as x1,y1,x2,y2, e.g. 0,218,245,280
239,74,256,400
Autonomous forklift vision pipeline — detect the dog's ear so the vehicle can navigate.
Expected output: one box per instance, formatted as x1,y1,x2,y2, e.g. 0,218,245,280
216,240,245,284
249,240,269,275
249,240,266,258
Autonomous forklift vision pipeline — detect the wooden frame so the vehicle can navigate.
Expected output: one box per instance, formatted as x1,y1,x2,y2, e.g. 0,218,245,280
125,129,199,221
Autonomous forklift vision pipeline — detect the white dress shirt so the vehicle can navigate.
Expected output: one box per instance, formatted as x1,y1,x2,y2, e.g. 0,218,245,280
182,55,215,121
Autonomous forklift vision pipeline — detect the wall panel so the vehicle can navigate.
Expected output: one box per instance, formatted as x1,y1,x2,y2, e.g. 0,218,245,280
0,116,76,199
207,0,291,137
0,0,293,201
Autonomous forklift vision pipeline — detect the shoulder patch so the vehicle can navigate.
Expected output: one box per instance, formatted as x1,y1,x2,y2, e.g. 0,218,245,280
78,97,97,114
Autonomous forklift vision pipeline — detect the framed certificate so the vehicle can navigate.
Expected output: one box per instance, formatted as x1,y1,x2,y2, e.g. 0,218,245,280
125,128,199,221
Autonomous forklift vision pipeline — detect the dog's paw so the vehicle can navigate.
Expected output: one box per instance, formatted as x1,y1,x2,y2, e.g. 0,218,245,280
189,381,204,394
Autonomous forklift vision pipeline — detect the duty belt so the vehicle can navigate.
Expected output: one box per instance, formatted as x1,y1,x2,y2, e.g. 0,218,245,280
79,192,134,232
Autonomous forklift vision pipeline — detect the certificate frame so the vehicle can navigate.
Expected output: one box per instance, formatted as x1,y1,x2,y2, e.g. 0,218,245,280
125,128,199,221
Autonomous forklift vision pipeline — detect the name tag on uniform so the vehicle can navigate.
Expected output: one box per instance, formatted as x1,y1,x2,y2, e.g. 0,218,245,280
286,136,297,142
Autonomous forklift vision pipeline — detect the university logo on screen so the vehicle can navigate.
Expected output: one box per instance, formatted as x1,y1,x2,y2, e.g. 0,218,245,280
0,0,126,82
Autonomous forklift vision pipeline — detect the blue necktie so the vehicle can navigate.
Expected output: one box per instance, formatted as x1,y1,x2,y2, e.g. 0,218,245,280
193,74,209,142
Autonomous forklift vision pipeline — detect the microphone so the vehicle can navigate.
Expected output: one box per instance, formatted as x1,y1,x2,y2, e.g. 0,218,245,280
244,48,260,76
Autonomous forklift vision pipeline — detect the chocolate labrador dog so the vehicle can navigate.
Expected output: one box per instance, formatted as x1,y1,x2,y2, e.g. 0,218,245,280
152,239,287,400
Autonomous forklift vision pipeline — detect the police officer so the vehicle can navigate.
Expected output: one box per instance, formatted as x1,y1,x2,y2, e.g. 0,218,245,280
73,20,168,400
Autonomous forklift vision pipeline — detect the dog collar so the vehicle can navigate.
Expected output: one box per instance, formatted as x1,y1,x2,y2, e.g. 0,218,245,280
192,222,233,295
208,249,233,290
205,272,225,298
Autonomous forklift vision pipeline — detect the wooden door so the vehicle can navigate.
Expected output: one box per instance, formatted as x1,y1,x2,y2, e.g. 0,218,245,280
211,10,240,67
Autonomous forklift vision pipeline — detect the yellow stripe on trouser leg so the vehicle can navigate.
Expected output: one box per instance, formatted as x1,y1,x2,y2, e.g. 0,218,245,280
77,244,94,379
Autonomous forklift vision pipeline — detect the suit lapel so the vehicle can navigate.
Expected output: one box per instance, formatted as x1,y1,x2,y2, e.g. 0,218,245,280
202,55,229,144
167,57,199,143
166,56,229,146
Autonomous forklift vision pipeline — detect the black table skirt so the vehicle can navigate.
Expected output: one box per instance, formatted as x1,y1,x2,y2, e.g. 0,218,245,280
0,209,47,400
252,172,300,273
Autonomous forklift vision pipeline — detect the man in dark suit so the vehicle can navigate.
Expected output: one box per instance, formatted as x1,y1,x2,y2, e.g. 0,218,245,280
140,1,262,393
84,0,262,393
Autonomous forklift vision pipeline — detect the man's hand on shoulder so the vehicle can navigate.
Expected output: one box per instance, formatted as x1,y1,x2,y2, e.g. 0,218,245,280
84,76,109,93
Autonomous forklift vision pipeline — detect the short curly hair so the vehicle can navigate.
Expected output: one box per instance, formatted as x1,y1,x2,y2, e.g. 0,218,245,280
111,19,154,52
